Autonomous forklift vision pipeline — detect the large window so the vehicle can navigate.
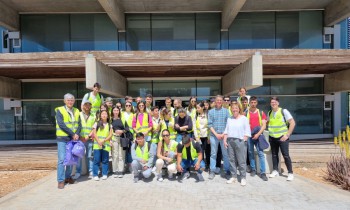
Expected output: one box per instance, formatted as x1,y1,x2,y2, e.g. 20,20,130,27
195,13,220,50
126,14,151,50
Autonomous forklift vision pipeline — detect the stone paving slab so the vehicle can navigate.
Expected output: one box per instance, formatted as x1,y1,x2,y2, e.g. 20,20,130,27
1,170,349,210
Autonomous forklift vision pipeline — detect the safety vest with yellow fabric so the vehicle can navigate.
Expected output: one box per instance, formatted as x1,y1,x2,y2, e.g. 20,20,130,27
135,112,151,137
79,112,96,138
135,142,150,161
121,111,135,134
93,123,111,152
247,109,262,126
187,107,196,121
162,140,178,163
268,108,288,138
196,114,209,138
88,92,102,115
182,141,198,160
160,118,177,140
151,117,161,144
55,106,80,137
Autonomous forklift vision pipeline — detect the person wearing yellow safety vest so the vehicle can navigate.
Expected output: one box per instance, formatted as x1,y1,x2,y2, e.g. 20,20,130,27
174,108,193,143
145,94,153,113
173,98,182,118
55,93,82,189
131,132,156,183
75,100,95,180
160,109,177,141
81,82,104,116
237,87,251,106
92,110,113,181
132,101,153,142
121,101,135,172
105,97,113,115
150,106,162,144
176,135,205,182
267,96,295,181
186,96,197,120
165,97,175,118
223,101,251,186
194,101,210,170
246,96,268,181
155,129,178,182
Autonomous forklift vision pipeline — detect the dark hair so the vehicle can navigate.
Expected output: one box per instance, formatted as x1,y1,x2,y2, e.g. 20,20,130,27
196,101,208,117
136,101,146,113
151,106,159,111
239,87,247,92
270,96,279,102
125,95,132,101
136,132,144,138
250,96,258,102
97,110,110,130
162,108,171,118
146,94,153,99
123,101,135,113
187,96,197,111
161,129,170,154
111,106,121,119
93,82,101,88
240,96,248,102
223,95,230,100
165,97,172,102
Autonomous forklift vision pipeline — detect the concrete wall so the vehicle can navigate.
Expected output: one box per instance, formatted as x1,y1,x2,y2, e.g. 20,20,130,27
85,55,127,97
222,53,263,96
0,76,21,99
324,69,350,93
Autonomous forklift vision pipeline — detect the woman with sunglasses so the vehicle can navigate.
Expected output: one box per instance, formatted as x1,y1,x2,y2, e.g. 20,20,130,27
155,129,178,181
132,101,153,142
186,96,197,120
160,109,177,141
121,101,135,172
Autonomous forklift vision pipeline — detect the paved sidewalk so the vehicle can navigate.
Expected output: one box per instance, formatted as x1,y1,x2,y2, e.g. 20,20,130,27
0,169,349,210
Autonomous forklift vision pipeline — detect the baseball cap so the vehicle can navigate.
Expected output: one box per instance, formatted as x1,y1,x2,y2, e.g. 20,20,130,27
182,135,191,145
82,100,91,106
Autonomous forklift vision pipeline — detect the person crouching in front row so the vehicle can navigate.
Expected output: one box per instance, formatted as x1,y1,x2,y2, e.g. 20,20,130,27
131,132,156,183
176,135,205,182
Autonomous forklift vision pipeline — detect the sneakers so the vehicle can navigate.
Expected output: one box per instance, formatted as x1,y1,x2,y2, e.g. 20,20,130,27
102,175,107,180
157,174,163,182
226,177,237,184
57,182,65,189
246,166,252,173
113,172,118,178
180,172,190,182
72,173,80,180
250,170,256,177
214,167,221,174
93,176,99,181
152,166,157,173
197,173,204,182
241,178,247,186
287,173,294,181
208,172,215,180
133,176,139,183
225,171,231,180
261,173,268,181
269,170,279,178
118,172,124,178
88,172,93,179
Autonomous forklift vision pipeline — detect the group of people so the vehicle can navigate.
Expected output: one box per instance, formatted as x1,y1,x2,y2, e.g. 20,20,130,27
55,84,295,189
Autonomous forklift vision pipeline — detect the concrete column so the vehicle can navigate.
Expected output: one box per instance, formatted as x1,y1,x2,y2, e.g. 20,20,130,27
324,69,350,93
333,92,342,135
0,76,21,99
222,52,263,96
85,55,127,97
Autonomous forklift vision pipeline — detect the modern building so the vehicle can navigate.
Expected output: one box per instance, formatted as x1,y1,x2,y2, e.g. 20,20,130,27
0,0,349,143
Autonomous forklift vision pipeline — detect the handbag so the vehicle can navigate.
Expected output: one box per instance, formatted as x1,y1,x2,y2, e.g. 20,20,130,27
258,131,270,150
120,131,133,149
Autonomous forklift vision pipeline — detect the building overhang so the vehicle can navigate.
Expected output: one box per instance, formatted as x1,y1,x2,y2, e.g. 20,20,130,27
0,49,350,79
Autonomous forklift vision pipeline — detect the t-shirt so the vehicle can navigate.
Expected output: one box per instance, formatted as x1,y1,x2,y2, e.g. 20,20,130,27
223,115,251,139
248,110,267,131
177,140,202,160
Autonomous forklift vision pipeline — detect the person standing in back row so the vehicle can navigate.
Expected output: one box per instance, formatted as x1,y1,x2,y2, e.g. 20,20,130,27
268,97,295,181
82,82,104,115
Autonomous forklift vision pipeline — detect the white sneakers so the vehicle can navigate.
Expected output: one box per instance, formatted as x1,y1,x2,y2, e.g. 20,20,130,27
102,175,107,180
287,173,294,181
240,178,247,186
93,176,99,181
226,177,237,184
88,172,93,179
269,170,279,178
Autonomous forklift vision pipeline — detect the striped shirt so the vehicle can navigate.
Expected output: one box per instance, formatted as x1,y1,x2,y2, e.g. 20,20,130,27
208,107,229,135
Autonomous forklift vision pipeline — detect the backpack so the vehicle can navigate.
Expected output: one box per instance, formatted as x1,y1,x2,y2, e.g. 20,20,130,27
268,109,289,128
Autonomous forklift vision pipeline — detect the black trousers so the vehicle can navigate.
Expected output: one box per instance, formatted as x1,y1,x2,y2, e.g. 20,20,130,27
269,136,293,174
200,137,222,168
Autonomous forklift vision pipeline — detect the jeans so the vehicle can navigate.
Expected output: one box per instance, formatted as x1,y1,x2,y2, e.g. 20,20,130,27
227,138,247,178
131,160,152,178
176,133,193,143
76,140,93,174
248,137,266,173
57,141,72,182
180,158,206,174
209,135,230,172
93,149,109,176
270,136,293,173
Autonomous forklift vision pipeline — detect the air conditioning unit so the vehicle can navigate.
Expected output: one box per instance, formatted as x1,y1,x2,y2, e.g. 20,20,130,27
323,27,334,44
1,30,21,52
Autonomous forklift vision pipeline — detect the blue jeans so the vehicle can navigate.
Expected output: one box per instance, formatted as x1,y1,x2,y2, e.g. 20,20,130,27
176,133,193,143
248,137,266,173
93,149,109,176
209,135,230,173
57,141,72,182
181,158,205,174
76,140,93,174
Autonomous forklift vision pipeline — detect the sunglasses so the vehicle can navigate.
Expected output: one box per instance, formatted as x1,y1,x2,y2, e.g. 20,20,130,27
125,104,131,107
162,134,170,137
224,99,230,102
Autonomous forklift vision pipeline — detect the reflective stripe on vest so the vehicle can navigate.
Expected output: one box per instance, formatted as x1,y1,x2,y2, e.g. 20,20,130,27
151,118,161,143
121,111,135,134
268,108,288,138
160,118,177,140
89,93,102,115
135,142,149,161
182,141,198,160
55,106,80,137
135,112,151,136
80,112,96,138
163,140,178,163
247,109,262,126
93,123,111,152
196,114,209,138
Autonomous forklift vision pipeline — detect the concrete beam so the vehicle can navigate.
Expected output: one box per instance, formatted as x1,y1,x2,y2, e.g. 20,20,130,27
324,0,350,26
324,69,350,93
0,1,19,30
221,0,246,30
222,53,263,96
0,76,21,99
98,0,125,31
85,55,127,97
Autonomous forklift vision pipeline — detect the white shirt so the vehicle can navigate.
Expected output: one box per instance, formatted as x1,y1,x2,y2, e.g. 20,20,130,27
224,115,251,139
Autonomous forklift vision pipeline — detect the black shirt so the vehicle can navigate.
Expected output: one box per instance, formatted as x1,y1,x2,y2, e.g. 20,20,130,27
111,118,129,133
177,140,202,160
175,115,193,134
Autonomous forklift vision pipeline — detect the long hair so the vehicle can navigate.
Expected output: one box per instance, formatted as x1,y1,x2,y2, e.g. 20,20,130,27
97,109,110,130
161,129,170,155
111,106,121,119
123,101,135,113
187,96,197,112
196,101,208,118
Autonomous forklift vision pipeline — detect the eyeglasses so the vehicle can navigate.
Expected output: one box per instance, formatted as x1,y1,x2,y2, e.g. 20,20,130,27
224,99,230,102
125,104,131,107
162,134,170,137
